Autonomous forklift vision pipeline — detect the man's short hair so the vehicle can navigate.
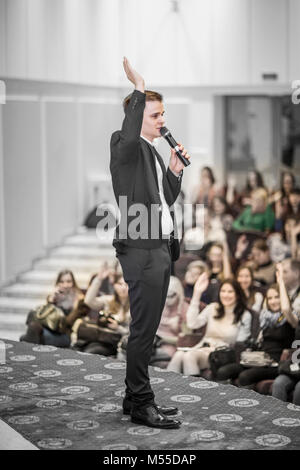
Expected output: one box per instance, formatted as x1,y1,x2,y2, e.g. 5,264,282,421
284,258,300,274
123,90,163,112
252,239,269,252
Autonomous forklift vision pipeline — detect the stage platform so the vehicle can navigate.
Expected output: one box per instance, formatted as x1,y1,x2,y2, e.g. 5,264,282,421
0,338,300,450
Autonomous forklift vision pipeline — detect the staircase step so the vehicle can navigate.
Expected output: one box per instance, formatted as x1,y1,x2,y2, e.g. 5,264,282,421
18,270,92,289
50,246,113,259
33,257,113,272
0,331,23,341
1,283,51,299
0,312,27,327
64,232,114,248
0,297,41,314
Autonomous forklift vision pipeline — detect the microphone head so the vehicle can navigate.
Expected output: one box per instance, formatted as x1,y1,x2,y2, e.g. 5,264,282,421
159,126,170,138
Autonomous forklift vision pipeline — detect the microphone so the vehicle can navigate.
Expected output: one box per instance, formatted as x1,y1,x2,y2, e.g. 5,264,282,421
159,127,191,167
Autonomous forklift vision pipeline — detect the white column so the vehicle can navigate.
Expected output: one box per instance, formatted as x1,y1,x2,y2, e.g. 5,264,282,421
0,101,6,285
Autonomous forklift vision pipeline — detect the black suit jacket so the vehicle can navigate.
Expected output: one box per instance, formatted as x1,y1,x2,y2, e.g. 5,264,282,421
110,90,182,250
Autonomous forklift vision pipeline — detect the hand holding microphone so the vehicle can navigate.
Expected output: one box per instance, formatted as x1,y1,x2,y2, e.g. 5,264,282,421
160,126,191,169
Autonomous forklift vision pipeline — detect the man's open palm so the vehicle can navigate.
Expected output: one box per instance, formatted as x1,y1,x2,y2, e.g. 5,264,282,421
123,57,144,88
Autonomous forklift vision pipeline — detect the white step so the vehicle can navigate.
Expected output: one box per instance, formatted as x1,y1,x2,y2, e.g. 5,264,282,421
64,232,114,247
64,234,101,247
33,257,114,272
0,312,27,327
18,270,92,289
50,245,113,259
0,297,41,314
0,331,22,341
2,283,51,299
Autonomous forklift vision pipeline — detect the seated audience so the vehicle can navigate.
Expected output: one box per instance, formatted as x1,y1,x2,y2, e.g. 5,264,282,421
267,215,298,262
249,239,276,288
272,325,300,405
183,259,220,304
216,264,299,385
236,265,264,313
271,171,296,227
21,270,83,347
209,196,234,234
281,258,300,314
227,170,266,212
71,271,130,356
232,188,275,233
192,166,224,208
205,240,233,281
155,276,190,360
167,275,252,376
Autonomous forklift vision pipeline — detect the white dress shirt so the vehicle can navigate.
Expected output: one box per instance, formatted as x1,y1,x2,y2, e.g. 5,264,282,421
141,136,174,237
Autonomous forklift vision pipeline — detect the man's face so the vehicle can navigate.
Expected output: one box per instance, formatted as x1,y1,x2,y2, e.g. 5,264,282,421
141,100,165,142
282,260,300,289
251,247,270,266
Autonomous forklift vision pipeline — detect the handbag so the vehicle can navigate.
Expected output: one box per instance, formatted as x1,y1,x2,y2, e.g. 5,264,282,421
32,303,66,332
209,346,237,377
278,359,300,379
77,319,121,348
240,349,277,368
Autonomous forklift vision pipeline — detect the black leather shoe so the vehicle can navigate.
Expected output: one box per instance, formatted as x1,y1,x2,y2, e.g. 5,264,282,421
131,404,181,429
122,397,178,416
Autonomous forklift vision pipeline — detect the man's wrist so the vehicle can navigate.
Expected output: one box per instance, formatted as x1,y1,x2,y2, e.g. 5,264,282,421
135,81,145,93
169,167,183,178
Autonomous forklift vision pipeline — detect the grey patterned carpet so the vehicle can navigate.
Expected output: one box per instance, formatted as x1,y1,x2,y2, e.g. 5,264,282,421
0,338,300,450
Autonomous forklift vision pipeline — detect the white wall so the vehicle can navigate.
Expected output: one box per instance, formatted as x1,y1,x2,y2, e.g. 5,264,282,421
2,99,44,281
251,0,288,84
0,0,298,286
1,0,299,86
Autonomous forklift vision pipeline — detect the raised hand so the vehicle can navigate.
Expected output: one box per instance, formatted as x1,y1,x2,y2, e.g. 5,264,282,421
235,234,249,258
123,57,145,91
193,272,209,296
276,262,283,283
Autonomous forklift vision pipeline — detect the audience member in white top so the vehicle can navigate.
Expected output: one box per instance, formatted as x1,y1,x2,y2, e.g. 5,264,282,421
167,274,252,375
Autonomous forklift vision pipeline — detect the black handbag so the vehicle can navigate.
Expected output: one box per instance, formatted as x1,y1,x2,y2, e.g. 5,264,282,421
278,359,300,380
209,346,237,377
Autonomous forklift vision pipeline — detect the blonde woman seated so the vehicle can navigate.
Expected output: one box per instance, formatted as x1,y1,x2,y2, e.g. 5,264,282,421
72,270,130,355
155,276,190,361
167,273,252,376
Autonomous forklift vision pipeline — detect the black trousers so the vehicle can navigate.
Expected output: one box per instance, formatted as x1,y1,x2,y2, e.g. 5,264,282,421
116,240,171,407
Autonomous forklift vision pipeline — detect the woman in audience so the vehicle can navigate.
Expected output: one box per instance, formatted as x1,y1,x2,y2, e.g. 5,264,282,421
238,264,299,386
183,260,208,300
272,325,300,405
287,188,300,219
217,264,299,385
236,265,264,313
232,188,275,233
71,271,130,355
192,166,224,208
210,196,234,234
267,215,298,262
206,241,233,281
271,171,296,229
167,275,252,375
250,239,276,288
155,276,190,360
227,170,265,211
21,269,84,347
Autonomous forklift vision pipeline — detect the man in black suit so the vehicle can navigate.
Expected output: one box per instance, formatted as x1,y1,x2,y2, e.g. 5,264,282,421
110,58,190,429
